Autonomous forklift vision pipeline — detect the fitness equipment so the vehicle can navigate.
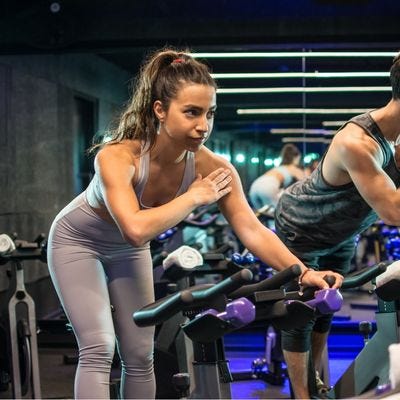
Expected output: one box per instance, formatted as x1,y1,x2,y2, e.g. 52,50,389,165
183,297,256,343
330,260,400,398
230,251,272,281
151,209,237,302
227,207,284,385
135,264,342,399
134,269,254,399
150,244,248,398
264,262,387,399
0,233,47,399
156,203,226,257
227,268,337,386
228,263,386,399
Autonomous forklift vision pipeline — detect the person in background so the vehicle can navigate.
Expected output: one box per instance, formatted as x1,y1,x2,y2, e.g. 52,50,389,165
304,157,320,176
249,143,306,211
274,52,400,399
47,47,343,399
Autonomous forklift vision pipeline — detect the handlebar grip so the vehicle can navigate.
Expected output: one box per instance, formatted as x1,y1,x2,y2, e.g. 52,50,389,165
341,261,388,289
191,269,253,301
259,264,302,290
229,264,302,299
133,290,194,327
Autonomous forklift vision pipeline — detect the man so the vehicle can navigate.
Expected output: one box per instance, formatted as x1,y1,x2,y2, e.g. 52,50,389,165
274,53,400,399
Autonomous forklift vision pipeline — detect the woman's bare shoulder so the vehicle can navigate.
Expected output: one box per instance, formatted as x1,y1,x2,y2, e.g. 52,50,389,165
195,146,233,174
96,140,142,163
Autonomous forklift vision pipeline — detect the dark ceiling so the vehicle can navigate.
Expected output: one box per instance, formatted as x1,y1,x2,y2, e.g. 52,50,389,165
1,0,400,149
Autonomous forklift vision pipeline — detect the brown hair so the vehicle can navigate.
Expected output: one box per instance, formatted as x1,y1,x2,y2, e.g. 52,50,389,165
280,144,301,165
90,47,217,153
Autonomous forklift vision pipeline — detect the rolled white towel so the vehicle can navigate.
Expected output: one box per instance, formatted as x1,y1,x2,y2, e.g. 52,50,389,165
375,260,400,301
0,234,15,255
376,261,400,288
163,245,203,271
389,342,400,390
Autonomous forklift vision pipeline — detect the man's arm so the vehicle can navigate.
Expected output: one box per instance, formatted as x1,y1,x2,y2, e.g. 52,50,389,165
326,125,400,225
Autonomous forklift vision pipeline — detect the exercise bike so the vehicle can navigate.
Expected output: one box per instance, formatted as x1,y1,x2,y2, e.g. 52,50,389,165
0,233,47,399
329,260,400,398
134,263,349,399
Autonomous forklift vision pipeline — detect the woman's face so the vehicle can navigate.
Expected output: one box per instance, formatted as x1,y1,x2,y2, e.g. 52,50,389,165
156,82,217,152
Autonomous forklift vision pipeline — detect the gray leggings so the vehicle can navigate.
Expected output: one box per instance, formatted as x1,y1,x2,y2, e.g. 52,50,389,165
47,193,155,399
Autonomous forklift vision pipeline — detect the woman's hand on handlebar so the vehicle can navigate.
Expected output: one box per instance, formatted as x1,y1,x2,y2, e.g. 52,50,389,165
301,269,344,290
188,168,232,206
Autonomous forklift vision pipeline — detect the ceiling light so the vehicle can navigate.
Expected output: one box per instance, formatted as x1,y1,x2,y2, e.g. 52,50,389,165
322,121,347,127
193,51,396,59
237,108,372,115
270,129,336,135
282,137,332,144
212,72,389,79
217,86,390,94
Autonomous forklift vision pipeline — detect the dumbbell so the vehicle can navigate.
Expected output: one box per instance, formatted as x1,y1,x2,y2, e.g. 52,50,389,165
306,288,343,314
231,252,257,266
196,297,255,328
156,227,178,242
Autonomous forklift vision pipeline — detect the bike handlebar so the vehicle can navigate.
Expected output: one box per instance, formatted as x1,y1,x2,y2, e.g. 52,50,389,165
133,290,194,327
133,269,253,327
191,269,253,301
0,234,47,264
341,261,388,289
229,264,302,299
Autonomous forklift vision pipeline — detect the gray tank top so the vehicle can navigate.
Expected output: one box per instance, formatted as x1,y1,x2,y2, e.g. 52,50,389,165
86,146,196,209
275,165,295,188
275,112,400,249
135,149,196,209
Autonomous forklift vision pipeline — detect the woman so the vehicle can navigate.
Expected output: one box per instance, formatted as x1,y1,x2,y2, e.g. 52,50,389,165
249,143,306,210
47,48,343,399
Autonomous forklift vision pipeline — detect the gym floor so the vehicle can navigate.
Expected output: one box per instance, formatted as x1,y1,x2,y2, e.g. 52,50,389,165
1,289,377,399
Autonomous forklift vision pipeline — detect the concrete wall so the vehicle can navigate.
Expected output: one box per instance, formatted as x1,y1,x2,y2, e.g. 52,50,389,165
0,53,130,291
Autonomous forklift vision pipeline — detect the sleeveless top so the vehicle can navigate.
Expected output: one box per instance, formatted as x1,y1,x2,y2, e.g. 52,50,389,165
275,165,295,188
86,146,196,209
275,112,400,250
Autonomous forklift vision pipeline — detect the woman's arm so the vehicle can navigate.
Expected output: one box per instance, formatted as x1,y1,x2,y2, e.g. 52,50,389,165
198,149,343,289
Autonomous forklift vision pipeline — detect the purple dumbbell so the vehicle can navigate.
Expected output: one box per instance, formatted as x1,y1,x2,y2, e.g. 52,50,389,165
198,297,256,328
306,288,343,314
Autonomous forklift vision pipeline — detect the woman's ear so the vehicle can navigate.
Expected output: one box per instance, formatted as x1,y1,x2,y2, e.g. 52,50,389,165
153,100,165,121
